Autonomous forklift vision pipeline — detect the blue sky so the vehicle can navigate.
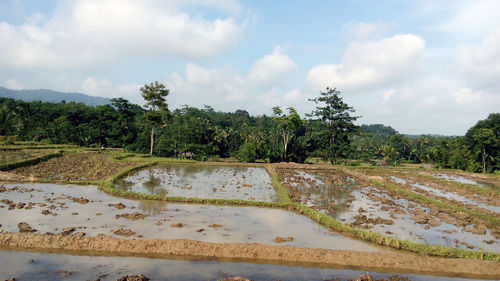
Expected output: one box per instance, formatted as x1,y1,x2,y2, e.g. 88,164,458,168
1,0,499,135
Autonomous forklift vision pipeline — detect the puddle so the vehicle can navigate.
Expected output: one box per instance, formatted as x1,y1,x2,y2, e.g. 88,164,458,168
117,166,278,202
0,250,491,281
278,170,500,252
0,183,384,252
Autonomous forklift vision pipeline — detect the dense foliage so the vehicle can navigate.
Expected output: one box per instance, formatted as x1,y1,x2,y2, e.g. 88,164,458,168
1,87,498,173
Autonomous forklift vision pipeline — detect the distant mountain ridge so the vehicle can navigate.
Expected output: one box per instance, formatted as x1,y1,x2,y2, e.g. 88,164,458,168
0,86,111,106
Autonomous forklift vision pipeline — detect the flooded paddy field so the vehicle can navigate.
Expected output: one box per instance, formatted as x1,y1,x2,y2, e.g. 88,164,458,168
277,168,500,252
359,168,500,209
1,250,492,281
117,165,278,202
0,183,382,251
389,175,500,214
432,173,497,189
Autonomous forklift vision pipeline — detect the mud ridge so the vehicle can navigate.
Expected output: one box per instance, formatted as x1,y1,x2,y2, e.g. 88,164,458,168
0,232,499,278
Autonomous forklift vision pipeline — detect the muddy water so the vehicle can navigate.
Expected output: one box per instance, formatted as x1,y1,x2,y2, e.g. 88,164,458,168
0,250,491,281
0,183,384,252
117,166,278,202
280,170,500,252
390,176,500,214
433,173,496,189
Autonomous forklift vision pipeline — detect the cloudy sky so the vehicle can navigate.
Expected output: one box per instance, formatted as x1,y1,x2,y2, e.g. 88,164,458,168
1,0,499,135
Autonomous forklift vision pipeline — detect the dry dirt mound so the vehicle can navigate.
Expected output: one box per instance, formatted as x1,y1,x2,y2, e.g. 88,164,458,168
11,151,141,181
0,232,498,278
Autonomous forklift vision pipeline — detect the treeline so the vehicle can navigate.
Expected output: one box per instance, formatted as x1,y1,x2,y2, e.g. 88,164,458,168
0,88,498,173
351,116,499,173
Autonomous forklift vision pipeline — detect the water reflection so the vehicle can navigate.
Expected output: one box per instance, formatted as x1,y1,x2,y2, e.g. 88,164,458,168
0,250,487,281
117,166,277,201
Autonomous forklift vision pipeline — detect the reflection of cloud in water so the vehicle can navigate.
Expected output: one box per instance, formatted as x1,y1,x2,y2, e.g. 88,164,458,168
118,166,276,201
0,250,445,281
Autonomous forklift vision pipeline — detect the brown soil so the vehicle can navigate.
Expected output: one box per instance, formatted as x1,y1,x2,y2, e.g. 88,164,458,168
115,212,149,221
112,228,137,237
0,232,498,278
274,236,294,243
0,172,34,183
116,274,150,281
11,151,142,181
109,202,127,209
17,222,36,233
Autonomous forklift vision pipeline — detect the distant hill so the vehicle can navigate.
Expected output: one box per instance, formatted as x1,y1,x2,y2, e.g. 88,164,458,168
360,124,399,136
0,86,111,106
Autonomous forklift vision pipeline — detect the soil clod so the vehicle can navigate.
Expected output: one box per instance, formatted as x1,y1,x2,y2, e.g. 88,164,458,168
17,222,36,233
274,236,294,243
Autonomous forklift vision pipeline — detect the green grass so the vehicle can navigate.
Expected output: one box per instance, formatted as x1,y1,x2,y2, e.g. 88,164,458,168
271,173,292,203
370,179,500,227
0,150,63,171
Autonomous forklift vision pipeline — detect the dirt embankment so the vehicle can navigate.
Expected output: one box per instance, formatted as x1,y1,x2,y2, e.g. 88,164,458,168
0,232,499,278
11,151,142,181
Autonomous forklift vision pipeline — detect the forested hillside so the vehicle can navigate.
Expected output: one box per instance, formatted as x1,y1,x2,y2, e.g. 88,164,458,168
0,86,498,173
0,87,111,105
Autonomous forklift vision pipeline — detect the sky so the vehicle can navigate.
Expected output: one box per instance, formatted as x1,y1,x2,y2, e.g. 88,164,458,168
0,0,499,135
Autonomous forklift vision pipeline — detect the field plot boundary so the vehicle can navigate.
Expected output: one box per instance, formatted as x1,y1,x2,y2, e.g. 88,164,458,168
0,150,63,171
0,232,499,279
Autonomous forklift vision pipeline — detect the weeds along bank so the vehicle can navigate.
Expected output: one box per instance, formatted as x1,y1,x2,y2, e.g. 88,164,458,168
1,147,500,272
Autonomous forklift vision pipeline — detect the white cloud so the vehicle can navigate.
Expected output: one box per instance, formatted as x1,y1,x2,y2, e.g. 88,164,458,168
167,63,247,109
435,0,500,39
247,45,297,84
4,79,23,90
0,0,243,70
307,34,425,92
344,22,390,40
166,46,310,114
456,28,500,91
80,77,141,103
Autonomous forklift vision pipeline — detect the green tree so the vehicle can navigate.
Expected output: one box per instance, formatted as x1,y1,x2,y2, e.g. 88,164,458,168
0,104,14,135
309,87,359,164
272,106,303,162
473,128,496,173
140,81,170,155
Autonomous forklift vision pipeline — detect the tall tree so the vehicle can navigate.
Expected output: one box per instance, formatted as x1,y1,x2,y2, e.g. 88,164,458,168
272,106,303,162
309,87,359,164
140,81,169,155
473,128,496,173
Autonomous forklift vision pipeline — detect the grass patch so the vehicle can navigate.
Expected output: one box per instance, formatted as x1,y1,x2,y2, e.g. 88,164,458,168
370,179,500,227
271,173,292,204
0,150,63,171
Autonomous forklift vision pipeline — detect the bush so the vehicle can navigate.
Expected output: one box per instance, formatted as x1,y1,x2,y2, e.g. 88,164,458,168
236,142,258,162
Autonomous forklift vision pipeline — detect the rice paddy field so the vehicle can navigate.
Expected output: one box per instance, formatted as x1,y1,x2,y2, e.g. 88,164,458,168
0,147,499,280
